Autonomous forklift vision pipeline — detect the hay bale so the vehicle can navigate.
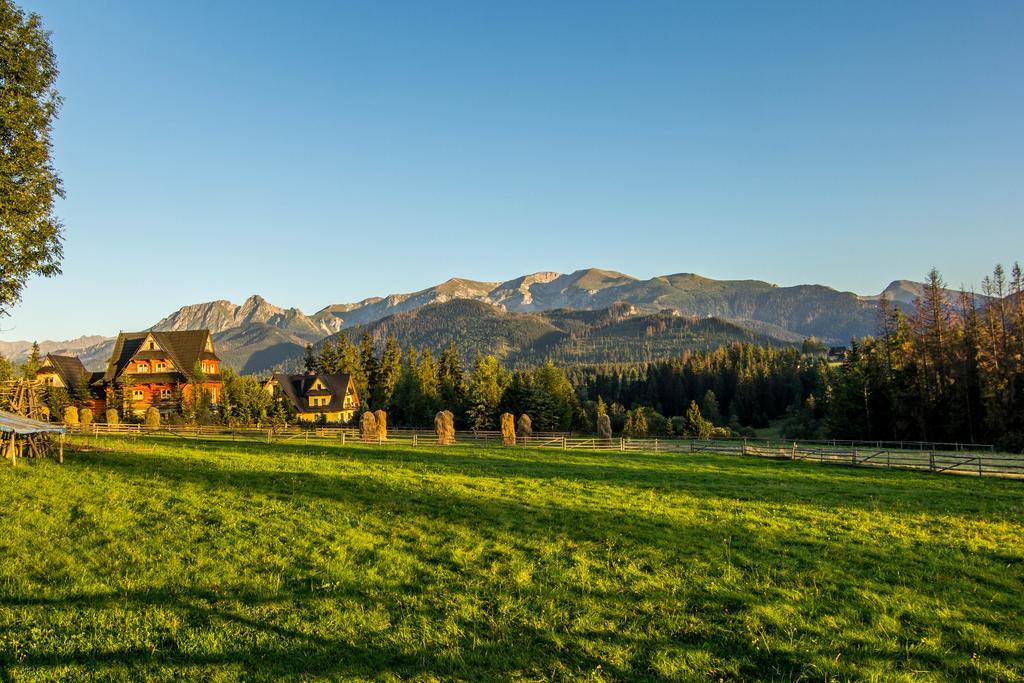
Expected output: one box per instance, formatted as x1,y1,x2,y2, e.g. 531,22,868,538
80,408,93,428
501,412,516,446
360,411,378,442
373,410,387,441
435,410,455,445
145,407,161,429
106,408,119,425
63,406,79,425
516,414,532,438
597,413,612,440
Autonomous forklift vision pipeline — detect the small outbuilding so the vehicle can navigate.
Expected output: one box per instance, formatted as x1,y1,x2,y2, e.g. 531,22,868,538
0,409,67,466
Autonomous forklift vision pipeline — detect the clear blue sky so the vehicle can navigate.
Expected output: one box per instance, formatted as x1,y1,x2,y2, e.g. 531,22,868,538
4,0,1022,341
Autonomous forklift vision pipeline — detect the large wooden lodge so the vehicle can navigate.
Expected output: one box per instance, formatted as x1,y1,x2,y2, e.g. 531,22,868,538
37,329,223,416
35,328,360,423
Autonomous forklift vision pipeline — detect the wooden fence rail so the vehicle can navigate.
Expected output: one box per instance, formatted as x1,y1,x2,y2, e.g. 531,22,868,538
64,423,1024,480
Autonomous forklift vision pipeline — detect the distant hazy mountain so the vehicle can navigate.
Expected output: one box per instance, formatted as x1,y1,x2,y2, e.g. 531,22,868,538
5,268,991,375
0,335,112,367
152,294,339,338
282,299,800,372
308,269,885,343
860,280,990,309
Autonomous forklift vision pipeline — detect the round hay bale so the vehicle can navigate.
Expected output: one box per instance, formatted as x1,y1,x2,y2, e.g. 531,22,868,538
597,413,612,440
63,406,79,425
516,414,532,439
360,411,378,442
80,408,93,428
145,407,161,429
373,410,387,441
106,408,120,425
501,412,516,446
435,410,455,445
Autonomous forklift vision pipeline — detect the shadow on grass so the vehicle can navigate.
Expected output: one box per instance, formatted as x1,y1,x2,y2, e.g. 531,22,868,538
4,444,1020,679
85,435,1024,521
0,582,959,681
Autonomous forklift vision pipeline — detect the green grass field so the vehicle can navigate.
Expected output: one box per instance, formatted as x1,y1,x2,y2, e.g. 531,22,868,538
0,437,1021,681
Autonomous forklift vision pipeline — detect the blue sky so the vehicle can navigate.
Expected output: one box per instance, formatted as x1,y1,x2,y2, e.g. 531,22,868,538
4,0,1022,341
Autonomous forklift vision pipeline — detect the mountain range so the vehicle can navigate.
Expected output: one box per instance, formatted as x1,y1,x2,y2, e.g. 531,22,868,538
2,268,957,374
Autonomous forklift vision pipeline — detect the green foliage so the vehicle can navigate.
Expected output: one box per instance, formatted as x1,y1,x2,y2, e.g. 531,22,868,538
0,354,13,382
465,355,507,430
43,384,70,420
0,1,64,316
1,437,1019,679
20,341,42,378
220,370,272,426
683,401,714,439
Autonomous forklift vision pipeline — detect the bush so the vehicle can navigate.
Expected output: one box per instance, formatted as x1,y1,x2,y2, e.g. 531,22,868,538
63,406,78,425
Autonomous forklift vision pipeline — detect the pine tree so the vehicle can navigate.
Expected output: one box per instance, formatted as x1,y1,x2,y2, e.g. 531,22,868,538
373,335,402,409
21,341,41,378
303,344,319,373
358,332,379,403
437,342,466,418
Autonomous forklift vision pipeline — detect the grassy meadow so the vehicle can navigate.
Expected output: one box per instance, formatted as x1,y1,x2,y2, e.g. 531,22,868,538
0,436,1021,681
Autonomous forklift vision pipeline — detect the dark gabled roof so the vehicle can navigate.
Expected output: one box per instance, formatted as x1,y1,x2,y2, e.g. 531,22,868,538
37,354,91,389
269,372,355,414
103,330,218,383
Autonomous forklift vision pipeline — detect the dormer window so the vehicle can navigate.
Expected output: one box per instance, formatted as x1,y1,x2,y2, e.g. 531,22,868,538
155,362,166,372
136,363,149,373
148,342,155,350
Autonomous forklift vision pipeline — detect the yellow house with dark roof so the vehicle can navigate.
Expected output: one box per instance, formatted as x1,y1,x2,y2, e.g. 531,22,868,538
264,372,359,423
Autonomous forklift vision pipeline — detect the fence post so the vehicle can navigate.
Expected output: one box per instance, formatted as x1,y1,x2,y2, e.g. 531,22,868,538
620,437,625,452
413,434,417,447
851,449,857,466
562,436,566,450
929,451,935,472
267,429,271,444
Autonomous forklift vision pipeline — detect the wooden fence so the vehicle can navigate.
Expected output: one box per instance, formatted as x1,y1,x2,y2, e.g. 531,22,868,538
65,423,1024,480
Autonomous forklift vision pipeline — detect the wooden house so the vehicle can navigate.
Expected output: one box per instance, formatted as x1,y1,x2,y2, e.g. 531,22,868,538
99,330,223,415
264,372,359,423
36,354,107,412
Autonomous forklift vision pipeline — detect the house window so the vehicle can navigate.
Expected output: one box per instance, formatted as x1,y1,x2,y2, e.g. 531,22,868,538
136,363,149,373
148,341,155,350
155,362,166,372
132,390,144,400
160,389,172,399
